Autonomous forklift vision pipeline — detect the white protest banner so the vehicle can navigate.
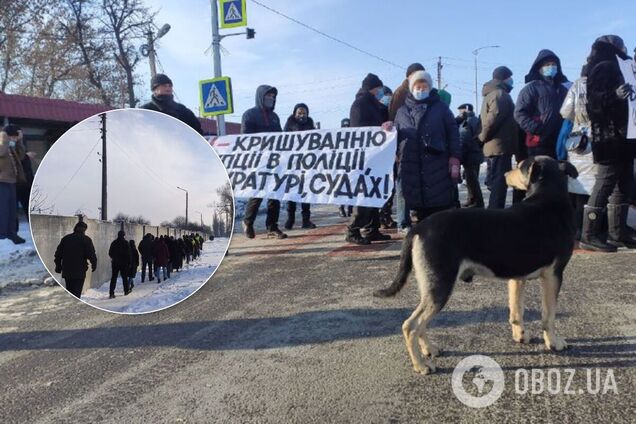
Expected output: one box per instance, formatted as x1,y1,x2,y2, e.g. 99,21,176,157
617,55,636,139
211,127,396,208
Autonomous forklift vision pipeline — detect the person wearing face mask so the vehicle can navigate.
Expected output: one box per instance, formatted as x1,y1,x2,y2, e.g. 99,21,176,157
514,50,569,158
479,66,518,209
456,103,484,208
344,73,392,245
579,35,636,252
141,73,203,135
0,125,26,244
393,71,461,223
283,103,317,230
241,85,287,240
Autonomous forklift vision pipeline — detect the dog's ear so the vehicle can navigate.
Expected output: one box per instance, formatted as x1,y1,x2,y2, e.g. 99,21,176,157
558,161,579,179
528,160,543,183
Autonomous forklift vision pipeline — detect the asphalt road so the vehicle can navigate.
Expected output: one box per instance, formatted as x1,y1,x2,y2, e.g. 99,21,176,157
1,205,635,423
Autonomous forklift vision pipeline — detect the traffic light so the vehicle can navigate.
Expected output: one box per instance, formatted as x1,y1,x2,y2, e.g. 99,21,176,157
246,28,255,39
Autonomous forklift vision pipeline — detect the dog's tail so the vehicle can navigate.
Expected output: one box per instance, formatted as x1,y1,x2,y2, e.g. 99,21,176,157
373,230,415,297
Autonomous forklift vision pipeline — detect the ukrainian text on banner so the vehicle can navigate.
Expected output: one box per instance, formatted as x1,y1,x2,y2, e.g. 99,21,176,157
211,127,396,208
617,55,636,139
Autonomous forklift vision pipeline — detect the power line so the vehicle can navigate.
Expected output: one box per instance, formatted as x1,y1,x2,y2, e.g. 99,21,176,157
50,140,101,204
248,0,404,70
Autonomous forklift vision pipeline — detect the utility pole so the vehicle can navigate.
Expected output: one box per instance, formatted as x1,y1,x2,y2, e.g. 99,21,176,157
177,186,188,228
100,113,107,221
472,45,500,114
437,56,443,90
210,0,226,136
146,30,157,78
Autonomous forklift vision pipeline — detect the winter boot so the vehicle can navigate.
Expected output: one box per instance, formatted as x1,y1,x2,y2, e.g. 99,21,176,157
10,234,25,244
579,206,617,252
338,205,347,217
109,293,115,299
242,220,255,239
267,225,288,239
345,227,370,245
365,228,392,242
607,203,636,248
284,215,294,230
301,214,316,229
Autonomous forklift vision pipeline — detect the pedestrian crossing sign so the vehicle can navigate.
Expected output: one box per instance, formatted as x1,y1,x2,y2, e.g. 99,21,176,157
219,0,247,28
199,77,233,117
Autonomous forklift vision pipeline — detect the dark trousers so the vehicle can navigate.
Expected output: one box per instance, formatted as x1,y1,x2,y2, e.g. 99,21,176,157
588,158,634,208
16,183,31,220
141,257,153,281
571,193,590,239
463,162,484,206
349,206,380,231
409,205,453,224
109,263,130,295
167,261,172,278
0,182,17,239
287,201,310,220
527,145,556,159
485,154,512,209
244,197,280,230
65,278,84,298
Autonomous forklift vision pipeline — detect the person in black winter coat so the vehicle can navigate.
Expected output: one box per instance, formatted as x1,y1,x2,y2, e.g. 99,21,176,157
140,74,203,135
108,230,132,298
579,35,636,252
394,71,461,221
283,103,317,230
54,221,97,298
241,84,288,240
138,233,154,282
344,73,392,245
514,49,569,158
128,239,139,289
456,103,484,208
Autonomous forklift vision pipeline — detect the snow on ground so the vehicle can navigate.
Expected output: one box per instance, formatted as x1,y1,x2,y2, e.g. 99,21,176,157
81,238,229,314
0,220,52,291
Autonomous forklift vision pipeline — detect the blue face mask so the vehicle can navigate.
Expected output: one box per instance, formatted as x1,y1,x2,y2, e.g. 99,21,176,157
380,95,392,107
505,78,514,88
9,140,16,148
413,89,430,101
541,65,558,78
375,88,385,100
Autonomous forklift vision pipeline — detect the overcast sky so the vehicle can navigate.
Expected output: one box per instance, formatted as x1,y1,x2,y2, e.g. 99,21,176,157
138,0,636,128
33,109,229,226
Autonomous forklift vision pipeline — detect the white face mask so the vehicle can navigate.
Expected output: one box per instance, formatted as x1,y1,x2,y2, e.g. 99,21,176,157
412,89,430,101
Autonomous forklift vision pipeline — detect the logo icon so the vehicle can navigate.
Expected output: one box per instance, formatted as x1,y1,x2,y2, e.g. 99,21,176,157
451,355,505,408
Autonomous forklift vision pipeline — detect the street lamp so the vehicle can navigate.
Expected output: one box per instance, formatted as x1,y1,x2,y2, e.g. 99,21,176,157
177,186,188,228
472,45,500,114
140,23,171,79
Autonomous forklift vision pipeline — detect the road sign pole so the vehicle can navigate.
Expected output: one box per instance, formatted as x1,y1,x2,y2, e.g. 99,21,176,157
210,0,227,136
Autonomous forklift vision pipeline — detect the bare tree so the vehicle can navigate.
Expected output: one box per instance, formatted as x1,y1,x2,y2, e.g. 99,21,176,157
100,0,156,107
29,185,55,214
216,182,234,236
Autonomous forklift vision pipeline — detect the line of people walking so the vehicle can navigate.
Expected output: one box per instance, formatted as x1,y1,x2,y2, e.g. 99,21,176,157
54,223,206,299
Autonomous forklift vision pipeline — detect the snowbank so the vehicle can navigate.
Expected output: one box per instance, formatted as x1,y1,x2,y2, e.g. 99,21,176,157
80,238,229,314
0,220,52,291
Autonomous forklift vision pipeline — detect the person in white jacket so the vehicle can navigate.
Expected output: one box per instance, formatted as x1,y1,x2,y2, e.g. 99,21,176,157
559,65,595,240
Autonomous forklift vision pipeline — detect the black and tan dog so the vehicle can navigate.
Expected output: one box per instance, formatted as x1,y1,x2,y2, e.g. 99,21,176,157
374,156,578,374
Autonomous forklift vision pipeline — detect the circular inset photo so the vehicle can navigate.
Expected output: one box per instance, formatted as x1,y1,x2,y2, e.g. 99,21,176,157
29,109,233,314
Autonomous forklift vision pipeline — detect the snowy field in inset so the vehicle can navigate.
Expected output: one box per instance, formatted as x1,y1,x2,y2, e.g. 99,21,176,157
81,238,228,314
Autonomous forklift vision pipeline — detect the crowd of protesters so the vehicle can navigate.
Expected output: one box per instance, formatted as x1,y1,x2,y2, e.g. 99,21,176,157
53,224,206,299
231,34,636,253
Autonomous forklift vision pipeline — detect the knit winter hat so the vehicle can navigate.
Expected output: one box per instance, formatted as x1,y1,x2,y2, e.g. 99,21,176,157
362,73,383,90
408,70,433,92
406,63,425,78
2,124,20,136
492,66,513,81
151,73,173,90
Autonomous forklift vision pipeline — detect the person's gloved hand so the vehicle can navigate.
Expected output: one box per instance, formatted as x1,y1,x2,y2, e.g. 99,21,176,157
55,266,62,273
616,83,633,100
449,157,461,182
